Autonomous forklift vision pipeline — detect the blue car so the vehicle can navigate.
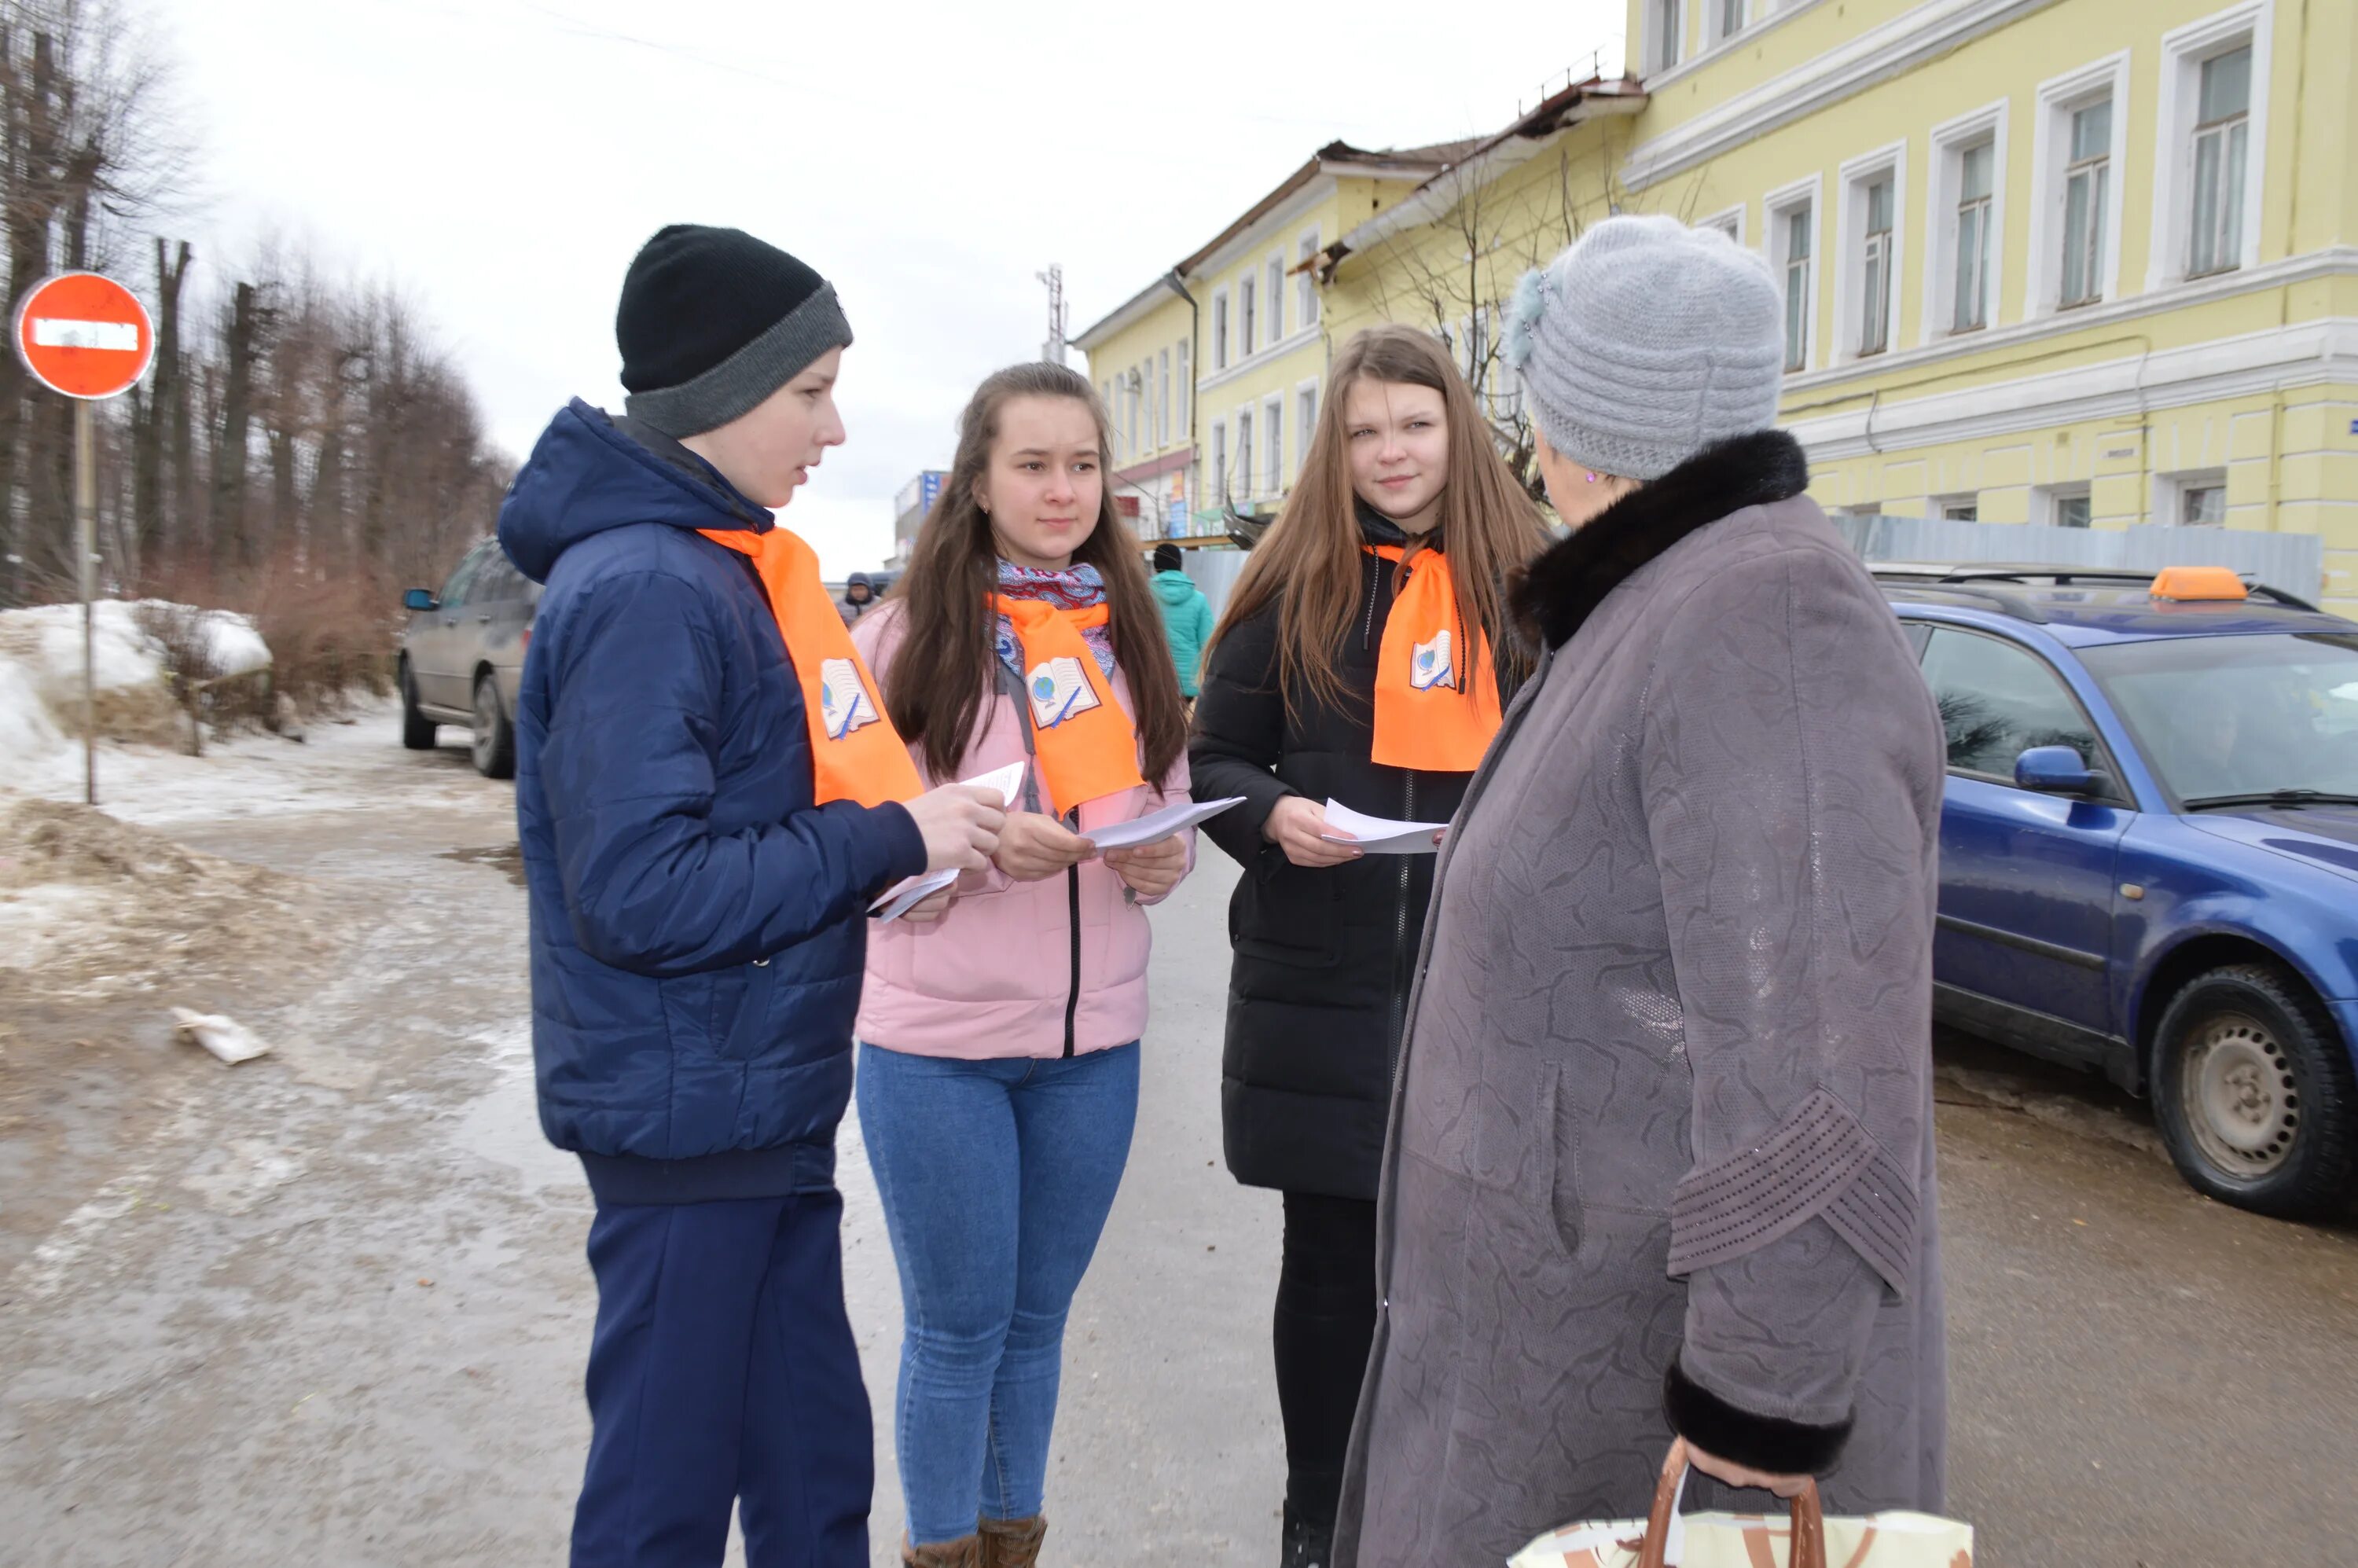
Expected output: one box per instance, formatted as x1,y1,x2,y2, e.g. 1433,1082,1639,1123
1875,566,2358,1218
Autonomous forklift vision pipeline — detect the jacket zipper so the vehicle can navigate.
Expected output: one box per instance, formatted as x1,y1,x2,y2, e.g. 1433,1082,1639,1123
1387,769,1416,1081
1063,810,1082,1059
1360,553,1381,651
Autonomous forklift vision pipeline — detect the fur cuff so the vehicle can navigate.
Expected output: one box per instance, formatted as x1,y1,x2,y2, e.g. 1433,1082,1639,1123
1662,1359,1853,1477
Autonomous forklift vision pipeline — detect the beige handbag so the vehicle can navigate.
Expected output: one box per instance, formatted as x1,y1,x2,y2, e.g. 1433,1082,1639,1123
1510,1440,1974,1568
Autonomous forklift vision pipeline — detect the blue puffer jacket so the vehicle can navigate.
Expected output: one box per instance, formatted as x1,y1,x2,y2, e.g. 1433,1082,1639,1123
500,399,926,1205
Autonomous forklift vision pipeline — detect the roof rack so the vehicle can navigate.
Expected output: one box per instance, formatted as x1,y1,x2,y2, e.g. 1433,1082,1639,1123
1868,562,2319,612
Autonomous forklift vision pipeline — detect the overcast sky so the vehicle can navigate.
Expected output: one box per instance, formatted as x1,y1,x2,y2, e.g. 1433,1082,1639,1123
147,0,1624,577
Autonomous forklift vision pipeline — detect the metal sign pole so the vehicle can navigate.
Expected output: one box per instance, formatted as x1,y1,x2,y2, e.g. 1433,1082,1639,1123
75,396,96,806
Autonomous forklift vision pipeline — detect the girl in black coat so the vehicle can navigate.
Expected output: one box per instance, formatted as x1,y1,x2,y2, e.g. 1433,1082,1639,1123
1189,325,1552,1567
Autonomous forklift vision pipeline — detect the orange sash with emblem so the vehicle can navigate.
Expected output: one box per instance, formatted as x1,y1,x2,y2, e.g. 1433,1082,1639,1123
700,526,924,808
1367,543,1502,773
993,594,1147,815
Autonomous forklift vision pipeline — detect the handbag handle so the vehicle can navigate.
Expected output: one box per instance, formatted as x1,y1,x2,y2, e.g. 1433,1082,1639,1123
1636,1438,1827,1568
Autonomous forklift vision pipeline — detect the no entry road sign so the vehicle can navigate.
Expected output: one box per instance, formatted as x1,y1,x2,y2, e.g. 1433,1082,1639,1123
16,271,153,400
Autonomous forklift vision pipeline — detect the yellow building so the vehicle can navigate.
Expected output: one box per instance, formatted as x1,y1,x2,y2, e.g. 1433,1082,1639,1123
1087,0,2358,611
1073,139,1475,542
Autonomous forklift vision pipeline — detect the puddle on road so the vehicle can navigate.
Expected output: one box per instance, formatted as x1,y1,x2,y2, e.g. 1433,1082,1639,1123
438,843,526,886
450,1023,581,1196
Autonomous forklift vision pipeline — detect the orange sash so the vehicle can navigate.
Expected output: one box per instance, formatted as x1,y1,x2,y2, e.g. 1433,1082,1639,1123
700,526,924,808
994,595,1147,815
1368,543,1502,773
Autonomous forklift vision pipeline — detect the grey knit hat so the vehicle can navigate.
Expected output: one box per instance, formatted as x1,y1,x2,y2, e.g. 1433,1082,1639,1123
1502,215,1785,482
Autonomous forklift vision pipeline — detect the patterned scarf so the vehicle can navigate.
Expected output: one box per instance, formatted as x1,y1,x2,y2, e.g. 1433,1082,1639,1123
994,560,1117,680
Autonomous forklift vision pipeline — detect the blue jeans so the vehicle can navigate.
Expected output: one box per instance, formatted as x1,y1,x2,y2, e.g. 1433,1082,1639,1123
571,1190,871,1568
855,1042,1140,1546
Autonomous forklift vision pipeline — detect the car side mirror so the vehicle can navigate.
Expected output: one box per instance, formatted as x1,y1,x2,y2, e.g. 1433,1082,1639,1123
403,588,438,612
2015,744,2109,798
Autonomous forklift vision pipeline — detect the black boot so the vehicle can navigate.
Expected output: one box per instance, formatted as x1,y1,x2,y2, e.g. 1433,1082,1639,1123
1280,1504,1334,1568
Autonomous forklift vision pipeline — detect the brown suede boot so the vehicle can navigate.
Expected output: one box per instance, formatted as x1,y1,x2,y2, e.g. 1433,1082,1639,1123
902,1533,981,1568
977,1514,1047,1568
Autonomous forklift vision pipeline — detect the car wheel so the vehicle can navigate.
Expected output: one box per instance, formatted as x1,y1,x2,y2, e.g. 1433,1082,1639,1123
399,661,437,751
2151,963,2357,1219
471,670,516,780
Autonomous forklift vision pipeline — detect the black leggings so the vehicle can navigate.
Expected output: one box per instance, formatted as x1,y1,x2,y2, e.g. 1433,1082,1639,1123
1273,1190,1379,1530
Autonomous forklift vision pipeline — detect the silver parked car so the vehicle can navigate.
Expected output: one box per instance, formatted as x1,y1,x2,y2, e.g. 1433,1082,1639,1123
398,538,538,778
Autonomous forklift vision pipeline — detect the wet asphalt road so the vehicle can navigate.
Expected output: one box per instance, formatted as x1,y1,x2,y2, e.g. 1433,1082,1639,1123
4,722,2356,1566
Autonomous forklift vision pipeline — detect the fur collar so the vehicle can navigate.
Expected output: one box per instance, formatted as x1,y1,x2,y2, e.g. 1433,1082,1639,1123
1510,428,1811,651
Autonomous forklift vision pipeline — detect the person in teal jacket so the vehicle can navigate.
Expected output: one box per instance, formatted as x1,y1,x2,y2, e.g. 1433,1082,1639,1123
1149,542,1214,700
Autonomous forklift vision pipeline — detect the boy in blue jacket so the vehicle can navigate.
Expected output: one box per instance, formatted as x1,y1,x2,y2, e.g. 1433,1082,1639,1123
499,226,1005,1568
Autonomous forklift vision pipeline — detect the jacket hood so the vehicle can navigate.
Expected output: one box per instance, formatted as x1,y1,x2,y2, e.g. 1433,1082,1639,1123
846,571,874,594
1151,569,1199,605
1510,428,1810,651
498,398,771,583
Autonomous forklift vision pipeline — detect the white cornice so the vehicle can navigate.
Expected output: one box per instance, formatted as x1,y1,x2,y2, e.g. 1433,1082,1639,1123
1787,313,2358,461
1622,0,2059,194
1194,327,1326,397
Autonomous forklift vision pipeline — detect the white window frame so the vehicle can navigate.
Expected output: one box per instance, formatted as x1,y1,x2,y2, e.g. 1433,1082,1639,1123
1240,275,1258,360
1266,253,1287,348
2027,53,2131,318
1235,406,1255,500
2036,482,2093,528
1210,418,1229,502
2149,2,2272,291
1833,142,1907,362
1297,230,1321,330
1920,101,2007,341
1210,288,1231,371
2162,468,2231,526
1763,174,1822,375
1263,395,1284,492
1699,204,1746,245
1933,493,1979,521
1702,0,1749,51
1296,377,1320,476
1176,340,1191,436
1158,349,1171,448
1648,0,1685,75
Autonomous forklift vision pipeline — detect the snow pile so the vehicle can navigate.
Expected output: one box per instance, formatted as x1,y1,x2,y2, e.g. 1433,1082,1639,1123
0,600,272,789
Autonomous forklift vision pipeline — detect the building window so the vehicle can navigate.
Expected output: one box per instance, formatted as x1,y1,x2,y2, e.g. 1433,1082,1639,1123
1766,184,1817,374
2061,101,2111,307
1176,340,1191,435
1951,142,1993,332
1212,420,1228,502
1236,410,1254,499
1128,373,1142,462
1297,231,1320,329
2180,480,2227,525
1699,206,1743,245
1298,383,1318,470
1264,396,1284,490
1936,494,1979,522
1859,176,1894,355
2040,484,2093,528
1651,0,1682,72
1158,350,1171,447
1267,256,1286,347
2187,46,2251,277
1708,0,1746,48
1212,292,1229,371
1240,277,1258,359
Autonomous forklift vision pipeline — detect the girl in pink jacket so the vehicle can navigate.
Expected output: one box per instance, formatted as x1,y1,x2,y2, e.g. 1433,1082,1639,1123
850,362,1195,1568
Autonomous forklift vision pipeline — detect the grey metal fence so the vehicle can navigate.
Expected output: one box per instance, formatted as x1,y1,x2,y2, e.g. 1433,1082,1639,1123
1829,516,2323,600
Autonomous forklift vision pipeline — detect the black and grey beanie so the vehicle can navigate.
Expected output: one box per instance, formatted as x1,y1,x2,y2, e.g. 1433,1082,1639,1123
1501,215,1784,482
615,225,854,438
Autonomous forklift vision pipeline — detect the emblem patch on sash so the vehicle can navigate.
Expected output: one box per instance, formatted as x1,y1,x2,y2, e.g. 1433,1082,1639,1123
1410,630,1454,692
1027,657,1101,728
818,659,880,739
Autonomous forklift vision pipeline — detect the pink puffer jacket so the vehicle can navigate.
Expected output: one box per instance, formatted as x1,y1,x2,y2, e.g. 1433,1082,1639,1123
850,600,1195,1059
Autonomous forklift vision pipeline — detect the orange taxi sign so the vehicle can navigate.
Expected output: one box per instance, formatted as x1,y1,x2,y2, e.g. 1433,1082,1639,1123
14,272,153,401
2150,566,2249,602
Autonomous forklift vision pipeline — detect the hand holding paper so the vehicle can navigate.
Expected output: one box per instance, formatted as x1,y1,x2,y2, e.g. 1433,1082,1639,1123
1081,795,1244,851
1319,798,1451,855
874,762,1028,924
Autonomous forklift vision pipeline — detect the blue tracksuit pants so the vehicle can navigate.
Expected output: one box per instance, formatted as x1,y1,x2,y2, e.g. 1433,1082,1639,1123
570,1190,871,1567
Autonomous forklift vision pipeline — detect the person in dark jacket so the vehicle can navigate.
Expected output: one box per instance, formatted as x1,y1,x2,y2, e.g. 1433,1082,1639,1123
501,224,1005,1568
1188,325,1552,1568
1148,542,1213,700
839,570,876,626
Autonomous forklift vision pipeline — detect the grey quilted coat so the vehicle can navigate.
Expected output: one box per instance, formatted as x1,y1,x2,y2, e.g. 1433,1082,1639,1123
1335,431,1948,1567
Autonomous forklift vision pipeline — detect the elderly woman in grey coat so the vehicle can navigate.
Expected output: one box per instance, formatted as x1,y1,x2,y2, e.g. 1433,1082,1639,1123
1333,215,1948,1567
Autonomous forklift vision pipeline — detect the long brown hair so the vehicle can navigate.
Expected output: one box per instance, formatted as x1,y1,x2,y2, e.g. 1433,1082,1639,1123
1205,324,1551,722
881,362,1188,785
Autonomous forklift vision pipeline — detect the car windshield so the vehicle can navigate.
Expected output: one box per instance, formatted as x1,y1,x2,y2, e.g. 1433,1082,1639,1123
2079,633,2358,804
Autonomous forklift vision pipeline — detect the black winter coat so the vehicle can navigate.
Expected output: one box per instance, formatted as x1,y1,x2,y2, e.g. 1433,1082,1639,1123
1190,512,1513,1200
